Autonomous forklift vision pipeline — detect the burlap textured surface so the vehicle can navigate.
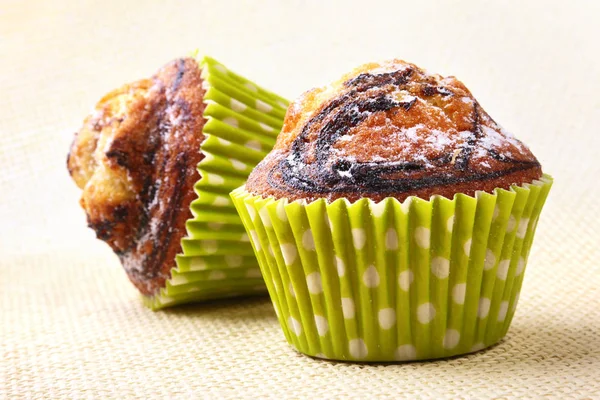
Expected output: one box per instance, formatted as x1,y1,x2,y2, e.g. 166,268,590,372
1,0,599,398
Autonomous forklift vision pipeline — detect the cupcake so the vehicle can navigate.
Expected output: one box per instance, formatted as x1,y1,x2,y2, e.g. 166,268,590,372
231,59,552,361
67,55,288,309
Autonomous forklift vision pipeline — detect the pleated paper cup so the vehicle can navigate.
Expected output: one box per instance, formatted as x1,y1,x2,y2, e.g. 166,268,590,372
231,175,553,361
143,56,288,310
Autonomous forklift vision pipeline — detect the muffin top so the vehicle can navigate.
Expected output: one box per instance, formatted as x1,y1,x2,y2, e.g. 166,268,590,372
67,57,206,295
246,60,542,203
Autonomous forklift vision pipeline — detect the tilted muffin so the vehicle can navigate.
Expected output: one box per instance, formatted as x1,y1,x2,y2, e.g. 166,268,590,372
232,59,552,361
68,56,289,309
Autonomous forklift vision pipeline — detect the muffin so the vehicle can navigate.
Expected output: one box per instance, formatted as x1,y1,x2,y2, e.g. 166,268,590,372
231,59,552,361
68,55,288,309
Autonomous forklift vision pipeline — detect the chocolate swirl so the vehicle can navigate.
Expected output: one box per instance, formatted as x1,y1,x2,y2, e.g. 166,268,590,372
247,60,542,202
67,58,206,295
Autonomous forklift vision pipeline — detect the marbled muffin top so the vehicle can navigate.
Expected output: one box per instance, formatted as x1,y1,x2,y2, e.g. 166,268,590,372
246,60,542,203
67,58,206,295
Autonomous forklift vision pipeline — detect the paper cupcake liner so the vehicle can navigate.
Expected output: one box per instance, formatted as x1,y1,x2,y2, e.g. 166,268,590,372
231,175,553,361
143,56,288,310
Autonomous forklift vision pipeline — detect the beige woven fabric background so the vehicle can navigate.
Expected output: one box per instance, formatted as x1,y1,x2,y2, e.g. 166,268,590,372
1,0,599,398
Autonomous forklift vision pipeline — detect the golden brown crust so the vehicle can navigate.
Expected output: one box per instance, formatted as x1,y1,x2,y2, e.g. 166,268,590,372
67,58,206,295
246,60,542,203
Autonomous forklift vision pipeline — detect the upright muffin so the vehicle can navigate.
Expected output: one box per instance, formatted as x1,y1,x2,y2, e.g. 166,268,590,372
68,55,288,309
232,59,552,361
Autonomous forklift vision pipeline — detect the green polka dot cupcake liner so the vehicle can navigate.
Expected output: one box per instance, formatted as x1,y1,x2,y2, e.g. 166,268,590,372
231,175,553,361
143,55,289,310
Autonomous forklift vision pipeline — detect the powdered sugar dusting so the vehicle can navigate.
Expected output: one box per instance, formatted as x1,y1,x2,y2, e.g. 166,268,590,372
389,88,417,104
477,125,527,159
368,60,413,75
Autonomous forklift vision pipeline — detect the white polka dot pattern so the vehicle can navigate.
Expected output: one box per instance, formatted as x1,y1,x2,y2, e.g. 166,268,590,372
370,201,386,217
378,308,396,329
230,175,552,362
464,239,472,256
259,122,275,132
395,345,417,361
398,270,414,291
190,258,206,270
484,249,496,270
414,227,430,249
302,229,315,250
498,301,509,321
385,228,398,250
443,329,461,349
417,303,436,324
249,230,261,251
231,159,247,171
288,317,302,336
471,342,485,352
517,218,529,238
446,216,455,232
453,283,466,304
246,140,262,151
349,339,368,359
512,292,521,313
492,204,500,221
335,257,345,277
256,99,273,113
206,174,225,185
230,98,247,112
208,271,226,280
207,222,223,230
216,137,232,146
212,195,230,207
506,215,517,232
280,244,297,266
244,82,258,92
352,228,366,249
258,207,272,227
314,316,328,336
223,116,238,128
431,257,450,279
478,298,491,319
341,298,355,319
213,64,228,74
362,265,380,288
203,240,218,254
516,257,526,276
276,201,288,222
245,204,257,221
497,260,510,280
306,272,323,294
225,255,243,267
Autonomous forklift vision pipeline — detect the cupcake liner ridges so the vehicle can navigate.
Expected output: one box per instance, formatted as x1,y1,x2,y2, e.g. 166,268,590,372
231,175,553,361
143,56,288,310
